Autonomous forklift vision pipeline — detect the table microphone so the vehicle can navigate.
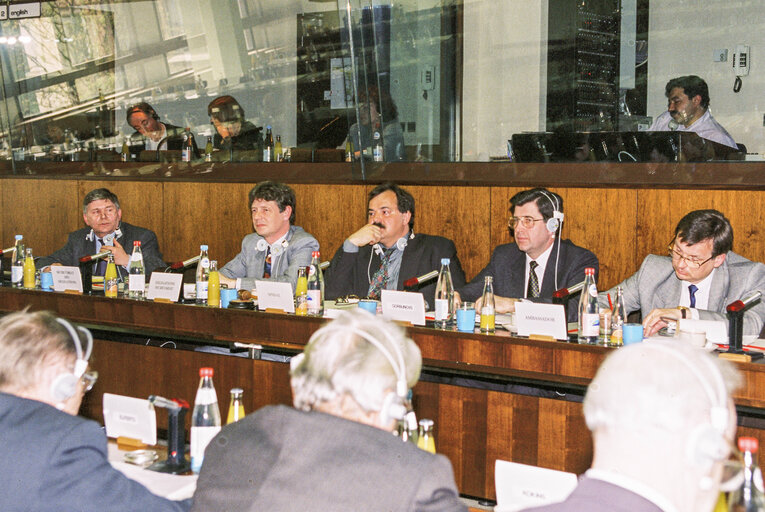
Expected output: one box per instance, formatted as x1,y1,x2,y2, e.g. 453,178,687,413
168,254,201,270
319,260,330,270
552,280,585,300
727,291,762,313
79,250,110,263
404,270,438,289
2,246,14,255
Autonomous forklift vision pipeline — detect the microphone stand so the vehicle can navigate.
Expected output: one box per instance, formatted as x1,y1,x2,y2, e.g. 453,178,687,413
723,292,763,361
79,260,93,295
147,396,191,474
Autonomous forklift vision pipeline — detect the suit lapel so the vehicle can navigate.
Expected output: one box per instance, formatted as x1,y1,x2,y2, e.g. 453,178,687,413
707,259,730,311
540,239,564,297
397,234,421,289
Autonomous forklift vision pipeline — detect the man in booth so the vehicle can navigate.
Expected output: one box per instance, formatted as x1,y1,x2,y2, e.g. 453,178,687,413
324,182,466,308
126,102,195,154
455,188,597,322
36,188,166,279
648,75,737,149
219,181,318,291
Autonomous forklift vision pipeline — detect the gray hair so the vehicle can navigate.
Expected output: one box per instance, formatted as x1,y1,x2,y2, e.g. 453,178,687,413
0,310,81,392
82,188,120,215
290,310,421,414
584,340,741,434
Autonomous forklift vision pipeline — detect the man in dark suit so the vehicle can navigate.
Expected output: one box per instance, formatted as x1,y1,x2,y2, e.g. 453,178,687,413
36,188,165,279
325,182,466,308
0,310,189,512
191,310,466,512
457,188,597,322
520,339,740,512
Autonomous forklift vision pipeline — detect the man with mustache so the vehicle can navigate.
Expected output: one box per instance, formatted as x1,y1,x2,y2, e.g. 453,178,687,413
648,75,737,149
325,183,465,308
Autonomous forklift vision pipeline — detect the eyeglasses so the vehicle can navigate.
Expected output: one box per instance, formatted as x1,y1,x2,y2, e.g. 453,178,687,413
667,244,714,269
508,216,545,229
81,370,98,393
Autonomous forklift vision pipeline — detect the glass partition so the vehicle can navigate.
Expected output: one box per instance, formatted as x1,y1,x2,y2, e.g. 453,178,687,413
0,0,760,169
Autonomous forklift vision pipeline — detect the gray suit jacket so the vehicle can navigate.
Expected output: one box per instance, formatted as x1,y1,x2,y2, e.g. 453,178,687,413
220,225,319,290
35,222,166,278
0,392,189,512
191,405,467,512
520,477,664,512
600,252,765,336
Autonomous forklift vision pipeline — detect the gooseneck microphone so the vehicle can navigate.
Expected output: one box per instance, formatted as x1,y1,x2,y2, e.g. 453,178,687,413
2,246,15,255
404,270,438,289
552,280,585,301
168,254,201,270
319,261,330,270
727,291,762,314
79,250,110,264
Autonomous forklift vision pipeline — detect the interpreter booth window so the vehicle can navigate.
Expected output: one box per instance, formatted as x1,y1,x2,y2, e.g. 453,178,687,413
0,0,761,167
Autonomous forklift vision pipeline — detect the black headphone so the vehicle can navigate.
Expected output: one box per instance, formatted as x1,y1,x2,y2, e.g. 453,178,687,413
127,103,160,123
50,318,93,403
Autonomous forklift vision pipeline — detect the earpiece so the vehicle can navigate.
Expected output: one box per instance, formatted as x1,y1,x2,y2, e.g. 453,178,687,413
256,238,289,254
50,318,93,403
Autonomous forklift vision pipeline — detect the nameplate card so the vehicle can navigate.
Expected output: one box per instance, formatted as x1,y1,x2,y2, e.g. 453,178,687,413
255,280,295,313
103,393,157,445
381,290,426,326
146,273,183,302
51,266,83,293
515,302,567,340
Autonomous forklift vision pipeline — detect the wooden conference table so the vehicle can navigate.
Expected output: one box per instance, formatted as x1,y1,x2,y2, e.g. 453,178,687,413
3,286,765,501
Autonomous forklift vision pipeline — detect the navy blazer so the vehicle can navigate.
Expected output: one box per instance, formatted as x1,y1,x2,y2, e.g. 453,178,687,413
325,233,466,308
36,221,166,278
459,239,598,322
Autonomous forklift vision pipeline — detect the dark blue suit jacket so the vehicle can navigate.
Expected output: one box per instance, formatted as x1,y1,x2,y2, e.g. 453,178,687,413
0,392,189,512
458,239,598,322
36,222,166,278
325,233,466,308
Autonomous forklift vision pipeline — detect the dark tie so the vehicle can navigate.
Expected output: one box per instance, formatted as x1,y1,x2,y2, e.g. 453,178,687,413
95,239,107,276
689,284,698,308
527,260,540,298
367,248,393,300
263,246,272,279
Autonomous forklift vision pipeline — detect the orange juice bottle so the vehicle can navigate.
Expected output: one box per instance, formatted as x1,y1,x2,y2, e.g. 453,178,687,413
207,260,220,307
22,248,36,289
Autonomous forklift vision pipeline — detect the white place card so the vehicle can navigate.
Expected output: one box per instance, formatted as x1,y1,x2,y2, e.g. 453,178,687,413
381,290,426,326
51,265,83,293
146,273,183,302
103,393,157,445
255,280,295,313
515,302,568,340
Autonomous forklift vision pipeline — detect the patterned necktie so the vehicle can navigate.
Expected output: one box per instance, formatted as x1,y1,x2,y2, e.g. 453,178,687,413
527,260,540,298
263,246,272,279
95,239,107,276
688,284,698,308
367,248,393,300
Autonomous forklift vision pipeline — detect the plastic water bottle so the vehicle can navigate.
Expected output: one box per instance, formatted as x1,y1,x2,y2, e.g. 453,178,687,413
190,367,221,474
306,251,324,316
434,258,454,329
372,131,383,162
11,235,24,288
578,267,599,344
127,241,145,300
196,245,210,305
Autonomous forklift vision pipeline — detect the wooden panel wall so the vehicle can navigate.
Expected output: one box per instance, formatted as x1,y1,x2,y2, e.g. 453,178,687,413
4,178,765,292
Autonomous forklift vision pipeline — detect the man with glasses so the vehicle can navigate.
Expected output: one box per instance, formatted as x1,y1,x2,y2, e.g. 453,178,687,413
0,310,189,511
325,182,466,309
520,339,740,512
600,209,765,337
456,187,598,322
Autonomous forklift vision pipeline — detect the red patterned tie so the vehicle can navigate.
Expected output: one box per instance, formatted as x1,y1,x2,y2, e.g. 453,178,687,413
263,246,272,279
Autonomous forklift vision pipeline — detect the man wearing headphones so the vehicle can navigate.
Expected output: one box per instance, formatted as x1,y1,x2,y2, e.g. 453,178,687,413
207,95,263,151
219,181,318,291
126,102,197,155
456,187,598,322
36,187,166,279
0,310,189,511
191,310,466,512
520,339,740,512
325,182,466,308
600,209,765,337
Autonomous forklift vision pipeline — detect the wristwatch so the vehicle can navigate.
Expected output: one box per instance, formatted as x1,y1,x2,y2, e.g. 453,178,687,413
677,306,689,319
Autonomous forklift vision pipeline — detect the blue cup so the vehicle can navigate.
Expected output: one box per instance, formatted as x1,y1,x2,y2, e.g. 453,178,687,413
221,288,238,309
456,302,476,332
623,323,644,344
358,299,377,315
40,271,53,291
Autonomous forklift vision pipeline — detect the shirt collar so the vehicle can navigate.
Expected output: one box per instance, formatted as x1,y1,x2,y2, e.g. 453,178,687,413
585,469,680,512
525,241,554,268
